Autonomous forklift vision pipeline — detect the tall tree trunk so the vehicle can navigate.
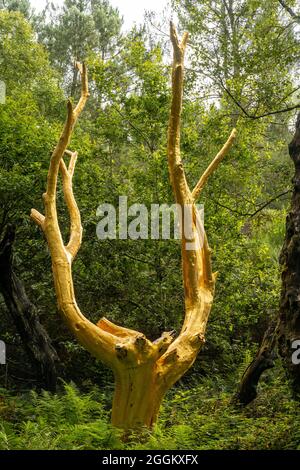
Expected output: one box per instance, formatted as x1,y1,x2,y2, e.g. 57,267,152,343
112,362,165,429
0,224,59,391
277,112,300,395
236,113,300,404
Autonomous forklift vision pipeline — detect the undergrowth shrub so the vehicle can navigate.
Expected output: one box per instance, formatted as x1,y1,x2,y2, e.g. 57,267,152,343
0,371,299,450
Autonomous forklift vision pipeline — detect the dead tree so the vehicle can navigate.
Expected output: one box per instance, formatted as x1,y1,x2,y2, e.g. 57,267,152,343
0,224,58,391
31,27,236,430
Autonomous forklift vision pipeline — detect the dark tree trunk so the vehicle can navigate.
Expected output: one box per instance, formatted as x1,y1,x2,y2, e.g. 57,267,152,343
0,225,59,391
277,112,300,395
234,320,278,405
235,113,300,405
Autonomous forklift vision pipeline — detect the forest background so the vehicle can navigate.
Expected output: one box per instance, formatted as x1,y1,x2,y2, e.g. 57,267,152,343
0,0,300,450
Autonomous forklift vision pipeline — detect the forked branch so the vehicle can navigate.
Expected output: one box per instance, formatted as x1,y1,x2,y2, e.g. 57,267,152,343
31,61,90,261
60,152,82,259
30,62,180,375
30,64,121,367
157,22,237,389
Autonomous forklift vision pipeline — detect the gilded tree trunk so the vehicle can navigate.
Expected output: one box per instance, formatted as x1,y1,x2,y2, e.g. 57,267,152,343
112,366,164,429
31,40,236,430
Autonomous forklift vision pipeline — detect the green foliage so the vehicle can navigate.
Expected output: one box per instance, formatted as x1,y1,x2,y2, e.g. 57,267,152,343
36,0,122,94
173,0,299,118
0,383,121,450
0,0,31,18
0,373,299,450
0,1,299,450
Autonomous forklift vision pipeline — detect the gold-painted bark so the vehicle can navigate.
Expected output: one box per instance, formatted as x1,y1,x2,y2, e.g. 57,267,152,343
31,28,237,431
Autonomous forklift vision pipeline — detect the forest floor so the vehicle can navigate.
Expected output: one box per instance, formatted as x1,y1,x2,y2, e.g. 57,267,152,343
0,368,299,450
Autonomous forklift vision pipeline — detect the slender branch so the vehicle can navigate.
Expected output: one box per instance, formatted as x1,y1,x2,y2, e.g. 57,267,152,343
276,85,300,106
46,63,89,202
278,0,300,20
248,189,291,218
73,62,89,118
211,189,291,218
46,100,74,203
111,104,154,153
121,251,157,268
192,129,237,200
221,81,300,119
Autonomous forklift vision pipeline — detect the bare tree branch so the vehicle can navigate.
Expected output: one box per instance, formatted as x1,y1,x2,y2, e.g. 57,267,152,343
221,82,300,119
211,189,291,218
278,0,300,21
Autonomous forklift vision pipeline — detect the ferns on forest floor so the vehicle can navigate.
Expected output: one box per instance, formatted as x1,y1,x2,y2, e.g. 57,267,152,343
0,373,299,450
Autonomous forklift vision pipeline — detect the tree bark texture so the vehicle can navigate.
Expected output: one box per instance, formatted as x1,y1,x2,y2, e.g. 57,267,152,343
0,224,59,391
278,112,300,395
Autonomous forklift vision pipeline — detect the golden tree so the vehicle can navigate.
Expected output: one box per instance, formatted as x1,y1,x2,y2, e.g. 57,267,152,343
31,24,236,430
